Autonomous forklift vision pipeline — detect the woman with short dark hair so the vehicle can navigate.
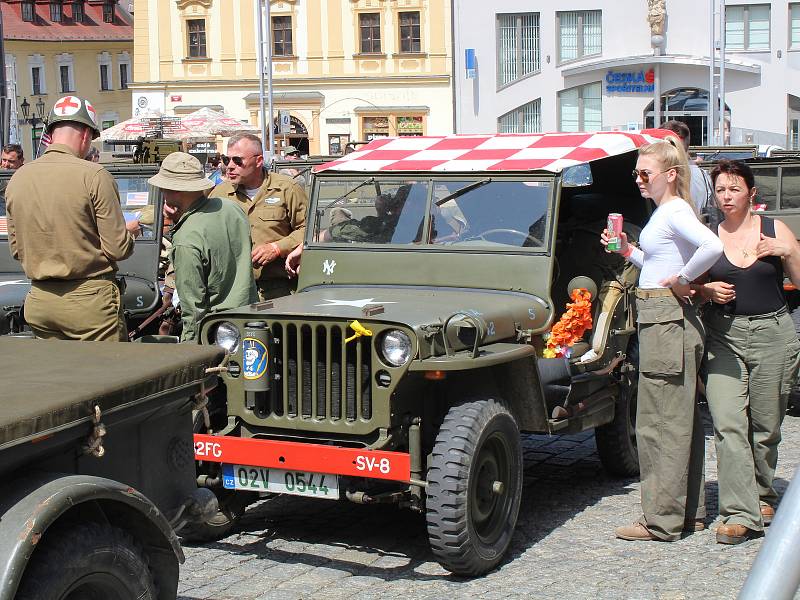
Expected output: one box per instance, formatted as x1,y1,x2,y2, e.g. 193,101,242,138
698,159,800,544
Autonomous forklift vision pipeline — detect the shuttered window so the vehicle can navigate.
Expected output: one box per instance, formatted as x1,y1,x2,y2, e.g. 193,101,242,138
497,13,540,87
725,4,770,50
792,4,800,48
558,83,602,132
498,99,541,133
557,10,602,63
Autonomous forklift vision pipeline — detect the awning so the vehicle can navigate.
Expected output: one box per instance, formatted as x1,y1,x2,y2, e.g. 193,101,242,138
562,53,761,77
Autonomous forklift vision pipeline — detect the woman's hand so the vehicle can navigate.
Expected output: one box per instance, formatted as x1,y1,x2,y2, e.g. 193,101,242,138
659,275,695,304
703,281,735,304
600,229,630,255
756,233,794,259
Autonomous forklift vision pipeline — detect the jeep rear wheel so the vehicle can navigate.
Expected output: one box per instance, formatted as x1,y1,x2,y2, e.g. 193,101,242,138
595,338,639,477
425,399,522,577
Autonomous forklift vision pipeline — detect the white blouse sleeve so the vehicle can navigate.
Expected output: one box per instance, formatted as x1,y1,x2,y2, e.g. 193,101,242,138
669,205,723,280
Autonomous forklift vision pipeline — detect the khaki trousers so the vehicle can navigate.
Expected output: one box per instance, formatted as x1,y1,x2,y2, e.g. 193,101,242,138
257,277,297,301
703,306,800,530
635,291,706,540
25,277,127,341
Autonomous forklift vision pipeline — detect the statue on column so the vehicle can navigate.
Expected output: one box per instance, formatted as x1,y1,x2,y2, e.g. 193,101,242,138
647,0,666,49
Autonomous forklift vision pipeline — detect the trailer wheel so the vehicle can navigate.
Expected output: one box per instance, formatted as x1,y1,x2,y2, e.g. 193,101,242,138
595,337,640,477
425,398,522,577
16,522,157,600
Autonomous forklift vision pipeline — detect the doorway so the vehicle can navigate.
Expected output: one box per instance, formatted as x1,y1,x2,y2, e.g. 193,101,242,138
644,88,730,145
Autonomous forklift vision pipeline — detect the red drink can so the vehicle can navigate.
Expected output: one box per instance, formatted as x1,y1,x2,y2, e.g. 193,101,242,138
607,213,623,252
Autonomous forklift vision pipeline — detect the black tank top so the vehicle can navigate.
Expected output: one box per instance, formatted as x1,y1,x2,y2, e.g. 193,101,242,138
708,216,785,315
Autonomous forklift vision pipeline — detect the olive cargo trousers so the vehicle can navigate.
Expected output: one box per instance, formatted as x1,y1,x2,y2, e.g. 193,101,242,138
635,291,706,541
703,306,800,531
25,277,127,341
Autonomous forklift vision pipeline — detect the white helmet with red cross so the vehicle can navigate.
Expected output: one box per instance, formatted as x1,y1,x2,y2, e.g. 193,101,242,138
46,95,101,139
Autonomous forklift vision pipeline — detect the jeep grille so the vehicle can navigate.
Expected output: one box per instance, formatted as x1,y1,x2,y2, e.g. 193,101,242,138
268,322,372,422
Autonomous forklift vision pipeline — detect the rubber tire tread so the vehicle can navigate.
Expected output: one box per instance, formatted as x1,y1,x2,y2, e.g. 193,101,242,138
425,399,522,577
15,522,157,600
595,338,640,477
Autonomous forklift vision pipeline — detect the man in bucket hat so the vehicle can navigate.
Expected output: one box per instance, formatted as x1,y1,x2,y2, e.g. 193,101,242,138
6,95,140,341
148,152,257,341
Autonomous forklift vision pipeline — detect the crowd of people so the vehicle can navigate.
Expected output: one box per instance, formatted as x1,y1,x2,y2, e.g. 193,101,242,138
602,133,800,546
4,94,799,547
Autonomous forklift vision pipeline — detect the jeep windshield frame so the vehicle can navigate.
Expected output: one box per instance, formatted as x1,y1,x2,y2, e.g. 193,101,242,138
307,174,555,253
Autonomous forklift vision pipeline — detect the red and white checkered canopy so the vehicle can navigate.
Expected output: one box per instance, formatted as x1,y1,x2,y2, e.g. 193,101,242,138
316,130,674,174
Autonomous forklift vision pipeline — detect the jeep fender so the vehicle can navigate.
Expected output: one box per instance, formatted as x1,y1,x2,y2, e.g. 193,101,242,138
0,472,182,600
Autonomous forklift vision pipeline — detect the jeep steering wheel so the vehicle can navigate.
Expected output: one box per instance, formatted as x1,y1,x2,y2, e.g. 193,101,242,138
471,228,543,247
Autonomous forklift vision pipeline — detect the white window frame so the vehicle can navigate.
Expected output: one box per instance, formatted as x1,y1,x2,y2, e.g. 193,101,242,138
556,10,602,65
498,99,542,133
496,12,540,90
97,51,112,92
27,54,46,96
790,3,800,49
55,53,75,93
558,82,603,132
725,4,771,51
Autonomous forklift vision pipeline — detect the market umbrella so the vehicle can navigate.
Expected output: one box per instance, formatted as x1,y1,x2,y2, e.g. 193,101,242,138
179,107,260,137
99,111,195,142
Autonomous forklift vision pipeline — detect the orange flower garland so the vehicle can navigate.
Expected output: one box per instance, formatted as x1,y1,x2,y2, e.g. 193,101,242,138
543,288,593,358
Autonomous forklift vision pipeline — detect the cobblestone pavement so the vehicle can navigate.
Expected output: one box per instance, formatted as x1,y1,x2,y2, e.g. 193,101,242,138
178,408,800,600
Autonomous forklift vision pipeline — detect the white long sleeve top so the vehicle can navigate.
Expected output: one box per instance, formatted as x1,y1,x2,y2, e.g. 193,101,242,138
628,198,723,288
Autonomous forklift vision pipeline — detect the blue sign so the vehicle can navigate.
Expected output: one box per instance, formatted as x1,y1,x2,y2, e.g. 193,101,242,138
605,69,655,94
222,464,236,489
465,49,476,79
242,337,268,380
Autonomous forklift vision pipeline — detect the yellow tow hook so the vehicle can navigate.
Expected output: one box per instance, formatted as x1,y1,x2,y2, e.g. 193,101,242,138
345,320,373,343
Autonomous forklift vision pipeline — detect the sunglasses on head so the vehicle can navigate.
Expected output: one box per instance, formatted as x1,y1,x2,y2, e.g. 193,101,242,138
221,153,260,167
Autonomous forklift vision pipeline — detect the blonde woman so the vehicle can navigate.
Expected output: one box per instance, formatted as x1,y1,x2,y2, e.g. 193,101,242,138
602,137,723,541
698,160,800,544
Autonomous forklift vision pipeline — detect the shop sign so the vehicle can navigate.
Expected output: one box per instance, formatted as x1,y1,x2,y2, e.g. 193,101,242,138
605,68,655,94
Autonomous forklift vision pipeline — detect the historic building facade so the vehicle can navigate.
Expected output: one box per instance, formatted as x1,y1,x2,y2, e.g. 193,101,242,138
131,0,453,156
2,0,133,158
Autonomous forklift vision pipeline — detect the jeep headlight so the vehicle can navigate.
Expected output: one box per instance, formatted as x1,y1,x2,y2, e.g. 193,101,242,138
214,322,240,353
379,329,412,367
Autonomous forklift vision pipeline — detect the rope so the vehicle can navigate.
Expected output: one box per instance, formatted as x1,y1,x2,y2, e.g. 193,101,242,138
345,320,373,343
82,405,107,458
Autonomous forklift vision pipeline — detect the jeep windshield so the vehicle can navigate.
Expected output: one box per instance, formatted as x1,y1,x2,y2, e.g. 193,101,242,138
311,178,552,251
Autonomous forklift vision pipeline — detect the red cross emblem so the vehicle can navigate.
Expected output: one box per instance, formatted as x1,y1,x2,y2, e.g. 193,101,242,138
85,101,97,124
54,96,81,116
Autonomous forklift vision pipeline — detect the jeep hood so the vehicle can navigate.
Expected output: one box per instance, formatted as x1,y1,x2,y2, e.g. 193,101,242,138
234,285,551,340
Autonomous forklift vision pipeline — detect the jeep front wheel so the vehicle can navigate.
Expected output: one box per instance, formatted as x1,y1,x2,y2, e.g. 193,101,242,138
425,399,522,577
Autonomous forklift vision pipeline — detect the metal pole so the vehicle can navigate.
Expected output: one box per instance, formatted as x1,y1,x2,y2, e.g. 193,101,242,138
718,0,726,145
738,467,800,599
0,5,7,146
654,64,661,127
255,0,267,157
265,0,275,162
709,0,716,145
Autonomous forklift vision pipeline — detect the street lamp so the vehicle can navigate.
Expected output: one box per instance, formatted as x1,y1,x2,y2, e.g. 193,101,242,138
20,96,48,158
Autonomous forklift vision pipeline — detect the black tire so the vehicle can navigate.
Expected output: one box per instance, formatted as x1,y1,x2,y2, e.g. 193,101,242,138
16,522,157,600
595,338,640,477
425,399,522,577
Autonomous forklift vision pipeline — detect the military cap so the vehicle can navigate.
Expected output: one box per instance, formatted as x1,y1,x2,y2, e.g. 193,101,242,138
46,95,101,139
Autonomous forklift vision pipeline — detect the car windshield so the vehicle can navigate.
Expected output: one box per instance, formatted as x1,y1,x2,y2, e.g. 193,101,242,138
0,173,159,240
312,178,552,250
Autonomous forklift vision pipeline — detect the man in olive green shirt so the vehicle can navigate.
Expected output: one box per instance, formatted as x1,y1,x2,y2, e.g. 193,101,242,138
148,152,257,341
211,133,307,300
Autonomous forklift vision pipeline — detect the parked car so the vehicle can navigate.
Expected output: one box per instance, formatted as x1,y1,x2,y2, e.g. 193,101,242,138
0,337,224,600
0,164,165,335
191,130,671,576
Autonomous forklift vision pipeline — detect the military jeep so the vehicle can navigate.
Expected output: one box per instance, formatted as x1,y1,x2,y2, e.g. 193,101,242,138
193,131,670,576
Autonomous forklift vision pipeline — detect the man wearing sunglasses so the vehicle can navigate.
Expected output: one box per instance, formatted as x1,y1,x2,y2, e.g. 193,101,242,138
211,133,308,300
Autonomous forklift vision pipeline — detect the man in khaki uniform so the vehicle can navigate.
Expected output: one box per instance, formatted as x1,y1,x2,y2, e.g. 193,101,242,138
211,133,307,300
6,95,139,341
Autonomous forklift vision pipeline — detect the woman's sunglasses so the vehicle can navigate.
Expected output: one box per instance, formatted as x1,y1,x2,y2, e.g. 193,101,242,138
221,154,260,167
632,168,668,183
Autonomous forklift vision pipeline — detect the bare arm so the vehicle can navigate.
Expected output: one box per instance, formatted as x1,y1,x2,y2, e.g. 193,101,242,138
757,219,800,287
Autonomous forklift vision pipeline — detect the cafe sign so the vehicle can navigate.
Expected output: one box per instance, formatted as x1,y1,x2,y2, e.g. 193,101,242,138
605,68,655,94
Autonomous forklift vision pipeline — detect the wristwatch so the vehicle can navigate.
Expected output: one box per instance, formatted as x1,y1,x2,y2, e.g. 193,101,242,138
677,274,690,286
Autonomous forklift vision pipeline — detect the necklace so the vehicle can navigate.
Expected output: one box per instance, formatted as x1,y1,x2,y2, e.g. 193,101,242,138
732,215,758,258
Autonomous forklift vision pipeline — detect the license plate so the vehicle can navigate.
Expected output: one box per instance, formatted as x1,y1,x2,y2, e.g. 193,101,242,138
222,464,339,499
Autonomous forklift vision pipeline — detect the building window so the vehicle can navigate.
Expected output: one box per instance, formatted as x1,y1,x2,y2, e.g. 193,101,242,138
100,64,111,91
726,5,770,50
187,19,207,58
362,115,390,140
272,16,293,56
396,116,424,136
557,10,602,63
399,11,421,53
102,1,114,23
31,67,42,96
791,119,800,150
498,99,542,133
119,63,128,89
21,1,34,22
72,0,83,23
359,13,381,54
559,82,602,132
328,134,350,155
50,1,63,22
497,13,539,87
60,65,72,92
